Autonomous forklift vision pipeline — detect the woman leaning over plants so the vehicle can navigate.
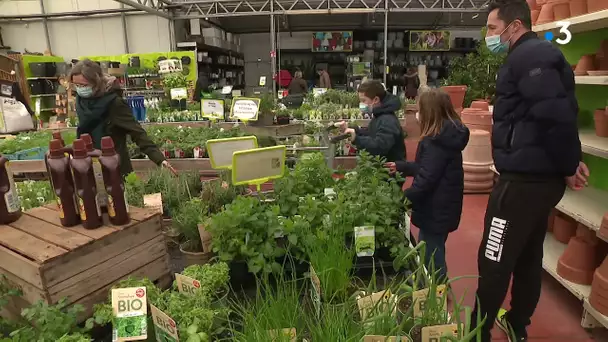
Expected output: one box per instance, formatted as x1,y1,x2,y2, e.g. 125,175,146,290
69,59,177,177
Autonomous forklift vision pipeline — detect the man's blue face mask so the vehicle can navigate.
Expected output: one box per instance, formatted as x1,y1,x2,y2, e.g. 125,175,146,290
485,22,514,54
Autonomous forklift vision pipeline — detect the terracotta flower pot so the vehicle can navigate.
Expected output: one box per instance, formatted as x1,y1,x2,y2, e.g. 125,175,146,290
179,241,212,267
590,256,608,315
471,100,490,111
575,54,597,75
464,171,495,182
462,130,493,165
548,209,558,232
537,3,556,24
587,0,608,13
594,108,608,137
441,85,467,112
557,236,598,284
462,109,493,135
463,162,493,173
569,0,588,15
464,180,494,191
553,0,571,19
576,223,598,245
553,213,577,243
597,40,608,59
531,9,541,24
527,0,540,9
599,212,608,240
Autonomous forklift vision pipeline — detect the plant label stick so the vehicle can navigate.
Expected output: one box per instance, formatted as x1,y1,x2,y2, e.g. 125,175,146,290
412,285,447,318
354,226,375,257
111,287,148,341
150,304,179,342
268,328,297,342
420,324,459,341
309,266,321,317
175,273,202,296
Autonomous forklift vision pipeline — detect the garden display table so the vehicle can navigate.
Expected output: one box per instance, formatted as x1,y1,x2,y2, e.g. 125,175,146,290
0,205,171,322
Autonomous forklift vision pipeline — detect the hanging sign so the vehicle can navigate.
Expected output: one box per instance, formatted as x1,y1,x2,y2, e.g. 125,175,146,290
231,145,286,186
206,136,258,169
170,88,188,100
200,99,224,120
159,59,183,74
230,97,260,121
150,305,179,342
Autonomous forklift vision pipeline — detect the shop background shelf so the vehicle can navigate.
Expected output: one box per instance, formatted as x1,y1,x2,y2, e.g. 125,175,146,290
533,9,608,34
580,130,608,159
556,187,608,233
575,76,608,85
542,232,591,300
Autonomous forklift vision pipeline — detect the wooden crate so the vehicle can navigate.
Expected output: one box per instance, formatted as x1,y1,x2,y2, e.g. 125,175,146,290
0,205,171,322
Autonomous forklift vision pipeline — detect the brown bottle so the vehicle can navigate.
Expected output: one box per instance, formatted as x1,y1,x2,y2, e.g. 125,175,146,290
70,139,103,229
99,137,130,225
52,131,73,155
46,139,80,227
0,155,22,224
80,134,107,208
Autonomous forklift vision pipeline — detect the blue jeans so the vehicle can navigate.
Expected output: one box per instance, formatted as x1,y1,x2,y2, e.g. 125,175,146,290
418,230,449,282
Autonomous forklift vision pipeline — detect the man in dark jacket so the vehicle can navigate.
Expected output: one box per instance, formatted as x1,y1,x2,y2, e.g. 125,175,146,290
341,80,406,163
471,1,590,341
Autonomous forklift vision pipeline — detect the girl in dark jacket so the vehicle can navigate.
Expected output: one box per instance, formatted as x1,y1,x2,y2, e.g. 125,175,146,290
388,89,469,282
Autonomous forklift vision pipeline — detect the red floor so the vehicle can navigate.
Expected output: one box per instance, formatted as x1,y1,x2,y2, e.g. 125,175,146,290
424,194,608,341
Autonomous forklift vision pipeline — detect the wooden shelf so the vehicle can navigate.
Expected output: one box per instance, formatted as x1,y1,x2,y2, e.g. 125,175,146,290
556,186,608,232
584,299,608,329
575,76,608,85
543,232,591,300
580,130,608,159
533,9,608,34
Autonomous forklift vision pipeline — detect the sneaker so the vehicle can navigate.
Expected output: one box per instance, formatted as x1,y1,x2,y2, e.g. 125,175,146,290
495,308,527,342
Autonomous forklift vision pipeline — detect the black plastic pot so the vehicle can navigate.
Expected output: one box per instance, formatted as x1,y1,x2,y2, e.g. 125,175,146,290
276,116,290,125
229,260,257,290
28,80,45,95
29,63,47,77
109,61,121,68
43,80,57,93
181,56,191,65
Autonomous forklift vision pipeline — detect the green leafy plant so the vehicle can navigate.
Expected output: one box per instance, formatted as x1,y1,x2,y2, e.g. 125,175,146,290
173,198,208,251
163,73,188,90
124,172,145,207
179,262,230,298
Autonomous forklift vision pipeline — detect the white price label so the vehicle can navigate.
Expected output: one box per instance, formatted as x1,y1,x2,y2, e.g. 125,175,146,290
230,98,260,121
201,99,224,119
170,88,188,100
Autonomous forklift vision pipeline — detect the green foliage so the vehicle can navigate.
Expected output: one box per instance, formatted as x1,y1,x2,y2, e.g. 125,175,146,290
179,262,230,298
124,172,145,208
163,73,189,90
173,198,208,250
443,28,506,107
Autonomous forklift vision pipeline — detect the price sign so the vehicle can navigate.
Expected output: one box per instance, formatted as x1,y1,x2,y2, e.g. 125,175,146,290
230,97,260,121
143,193,163,214
259,76,267,86
175,273,202,296
111,287,148,341
170,88,188,100
201,99,224,120
206,136,258,169
150,304,179,342
412,284,447,318
421,324,459,342
231,145,286,186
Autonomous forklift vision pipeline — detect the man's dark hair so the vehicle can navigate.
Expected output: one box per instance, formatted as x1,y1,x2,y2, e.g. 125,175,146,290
358,80,386,100
488,0,532,30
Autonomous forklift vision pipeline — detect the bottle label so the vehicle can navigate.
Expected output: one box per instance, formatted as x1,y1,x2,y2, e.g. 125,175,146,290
78,196,87,221
4,162,21,213
92,158,107,206
124,191,130,214
107,195,116,218
57,197,64,219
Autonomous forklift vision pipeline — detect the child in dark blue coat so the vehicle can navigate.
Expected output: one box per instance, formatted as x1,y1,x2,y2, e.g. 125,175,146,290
391,89,470,282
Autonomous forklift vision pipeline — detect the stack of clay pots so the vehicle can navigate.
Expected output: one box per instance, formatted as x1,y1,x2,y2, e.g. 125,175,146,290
587,0,608,13
461,100,493,135
589,225,608,315
557,222,604,285
534,0,605,25
552,212,578,243
462,129,494,193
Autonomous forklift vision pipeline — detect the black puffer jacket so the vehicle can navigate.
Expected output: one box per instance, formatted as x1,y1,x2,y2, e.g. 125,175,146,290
493,32,581,177
398,120,469,234
353,93,406,162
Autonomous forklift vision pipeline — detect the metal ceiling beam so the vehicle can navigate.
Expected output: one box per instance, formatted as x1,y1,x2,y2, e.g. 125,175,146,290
170,0,489,19
113,0,173,19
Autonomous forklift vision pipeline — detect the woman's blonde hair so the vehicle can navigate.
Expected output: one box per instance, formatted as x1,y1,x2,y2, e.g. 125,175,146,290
68,59,107,97
294,71,303,78
418,89,461,138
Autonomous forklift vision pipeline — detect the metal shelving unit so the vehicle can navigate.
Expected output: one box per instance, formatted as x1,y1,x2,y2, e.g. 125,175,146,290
532,8,608,330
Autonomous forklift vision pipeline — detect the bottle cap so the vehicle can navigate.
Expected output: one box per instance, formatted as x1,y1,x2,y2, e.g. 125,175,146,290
80,134,93,151
52,131,62,140
72,139,87,158
101,136,116,156
49,139,64,158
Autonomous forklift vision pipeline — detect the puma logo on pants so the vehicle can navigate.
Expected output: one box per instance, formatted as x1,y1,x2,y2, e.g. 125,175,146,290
484,217,508,262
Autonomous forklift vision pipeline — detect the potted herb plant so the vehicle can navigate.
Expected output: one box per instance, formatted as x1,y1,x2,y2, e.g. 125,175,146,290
275,108,291,125
174,198,211,266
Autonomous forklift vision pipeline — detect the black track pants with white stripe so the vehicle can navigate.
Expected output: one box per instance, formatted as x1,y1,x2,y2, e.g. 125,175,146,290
471,174,565,341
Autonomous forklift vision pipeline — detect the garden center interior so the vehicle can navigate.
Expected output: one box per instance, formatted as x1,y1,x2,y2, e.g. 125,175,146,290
1,0,608,341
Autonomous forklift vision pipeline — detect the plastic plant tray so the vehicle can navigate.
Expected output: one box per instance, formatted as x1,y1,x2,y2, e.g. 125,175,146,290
5,146,48,160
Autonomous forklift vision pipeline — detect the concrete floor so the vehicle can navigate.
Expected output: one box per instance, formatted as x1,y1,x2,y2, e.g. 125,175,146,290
429,194,608,341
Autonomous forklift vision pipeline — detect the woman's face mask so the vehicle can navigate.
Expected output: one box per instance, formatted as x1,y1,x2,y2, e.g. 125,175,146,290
485,22,514,54
76,86,94,98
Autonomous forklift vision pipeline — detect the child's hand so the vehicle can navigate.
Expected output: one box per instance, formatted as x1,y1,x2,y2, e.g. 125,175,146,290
336,120,348,132
344,128,356,141
384,162,396,174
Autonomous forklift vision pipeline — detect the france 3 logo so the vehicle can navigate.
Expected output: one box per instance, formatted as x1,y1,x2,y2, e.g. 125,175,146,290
543,21,572,45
